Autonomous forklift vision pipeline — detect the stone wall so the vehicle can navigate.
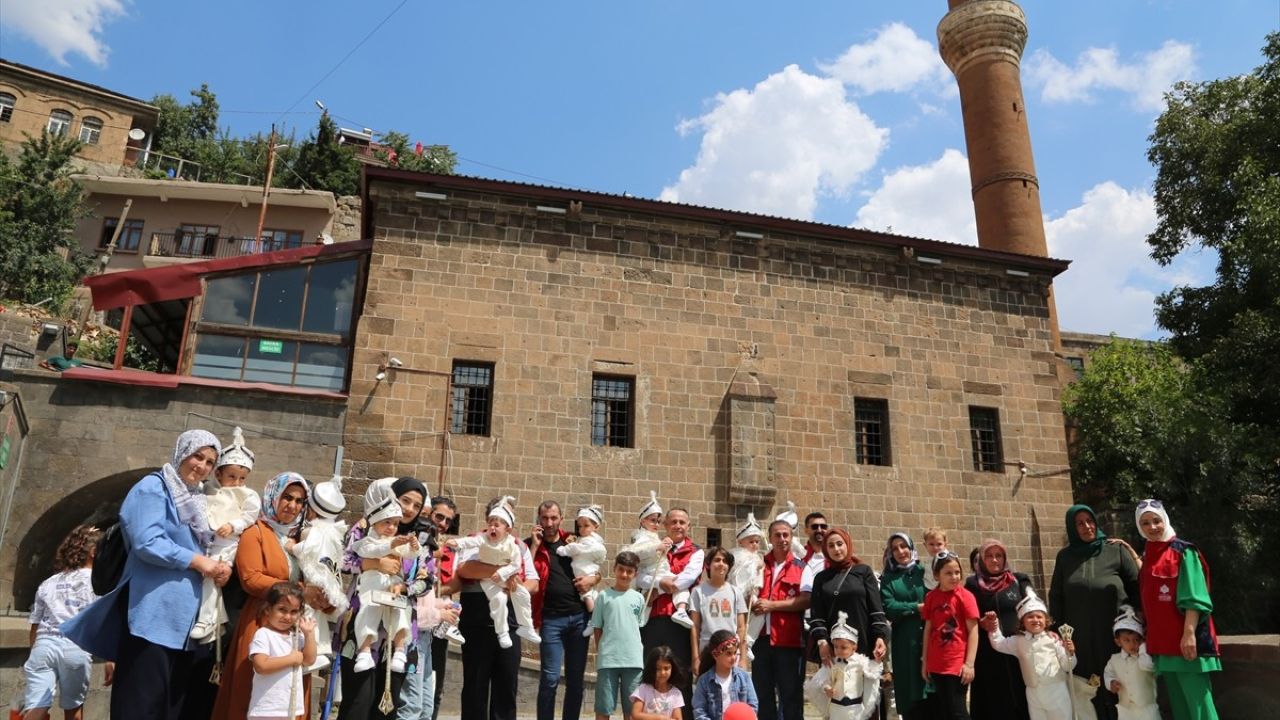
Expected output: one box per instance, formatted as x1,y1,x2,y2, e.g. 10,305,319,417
0,312,40,370
334,195,363,242
346,176,1075,585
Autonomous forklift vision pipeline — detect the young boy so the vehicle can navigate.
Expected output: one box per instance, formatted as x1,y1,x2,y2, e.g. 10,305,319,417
989,588,1076,720
804,611,882,720
921,527,948,591
288,473,349,671
557,504,608,635
729,514,764,656
592,551,646,720
624,491,692,628
1103,606,1159,720
352,479,418,672
191,426,261,643
446,496,541,649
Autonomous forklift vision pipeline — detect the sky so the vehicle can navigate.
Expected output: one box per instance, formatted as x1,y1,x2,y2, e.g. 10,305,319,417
2,0,1277,339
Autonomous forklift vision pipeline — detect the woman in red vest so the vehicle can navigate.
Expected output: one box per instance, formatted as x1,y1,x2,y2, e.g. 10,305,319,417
1136,498,1220,720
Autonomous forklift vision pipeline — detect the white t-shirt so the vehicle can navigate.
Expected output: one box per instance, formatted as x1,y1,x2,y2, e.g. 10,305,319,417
716,672,733,711
248,627,303,716
29,568,97,640
630,683,685,717
690,582,747,649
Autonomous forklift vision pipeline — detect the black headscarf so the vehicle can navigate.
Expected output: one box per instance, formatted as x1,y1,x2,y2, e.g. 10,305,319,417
393,475,428,534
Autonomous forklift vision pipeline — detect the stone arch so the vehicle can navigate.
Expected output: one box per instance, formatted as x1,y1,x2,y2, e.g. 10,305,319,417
12,466,157,610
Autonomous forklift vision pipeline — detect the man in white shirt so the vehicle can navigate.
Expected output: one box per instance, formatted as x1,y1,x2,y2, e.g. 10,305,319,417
637,508,704,710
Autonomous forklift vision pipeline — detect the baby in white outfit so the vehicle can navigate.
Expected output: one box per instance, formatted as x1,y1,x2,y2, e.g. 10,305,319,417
557,504,607,636
447,496,541,649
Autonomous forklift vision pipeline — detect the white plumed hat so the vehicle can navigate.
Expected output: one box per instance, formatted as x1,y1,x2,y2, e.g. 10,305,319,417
216,426,255,471
831,610,859,644
638,490,663,520
775,500,798,528
1113,605,1145,637
363,477,402,525
310,473,346,519
736,512,764,541
1016,587,1048,619
577,504,604,527
488,496,517,528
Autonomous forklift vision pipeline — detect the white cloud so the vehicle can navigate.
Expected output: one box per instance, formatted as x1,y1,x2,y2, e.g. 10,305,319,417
0,0,127,66
1025,40,1196,112
819,23,953,95
660,64,888,220
851,148,976,245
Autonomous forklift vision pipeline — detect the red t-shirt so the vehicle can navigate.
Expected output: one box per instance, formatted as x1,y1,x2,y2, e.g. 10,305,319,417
922,586,978,676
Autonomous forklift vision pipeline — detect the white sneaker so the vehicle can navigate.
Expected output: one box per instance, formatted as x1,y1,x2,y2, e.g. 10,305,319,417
390,649,407,673
352,651,375,673
308,655,332,673
497,632,513,649
582,624,595,638
445,625,467,645
517,626,541,644
671,608,694,629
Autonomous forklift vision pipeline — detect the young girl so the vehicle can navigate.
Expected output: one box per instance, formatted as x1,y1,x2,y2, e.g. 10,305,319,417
988,588,1076,720
248,583,317,720
631,646,688,720
21,526,107,720
689,547,747,672
692,631,758,720
920,551,978,720
557,504,608,626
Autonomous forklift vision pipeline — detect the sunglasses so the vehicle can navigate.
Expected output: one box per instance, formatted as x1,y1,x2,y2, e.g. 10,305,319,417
1136,499,1164,511
809,523,829,531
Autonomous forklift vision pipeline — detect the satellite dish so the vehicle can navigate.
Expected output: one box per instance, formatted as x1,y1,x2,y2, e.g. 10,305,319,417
127,128,146,141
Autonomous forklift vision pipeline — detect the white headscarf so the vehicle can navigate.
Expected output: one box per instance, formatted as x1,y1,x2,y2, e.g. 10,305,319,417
1134,498,1176,542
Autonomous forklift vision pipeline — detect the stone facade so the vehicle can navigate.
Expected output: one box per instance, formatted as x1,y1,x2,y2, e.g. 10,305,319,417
347,170,1075,589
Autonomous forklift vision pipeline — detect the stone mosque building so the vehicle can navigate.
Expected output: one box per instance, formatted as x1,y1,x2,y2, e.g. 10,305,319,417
0,0,1074,612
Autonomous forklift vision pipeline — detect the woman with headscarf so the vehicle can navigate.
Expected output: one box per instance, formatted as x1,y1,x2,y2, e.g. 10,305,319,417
879,532,930,720
808,528,889,668
1049,504,1142,720
63,429,233,720
1135,499,1221,720
968,538,1033,719
337,476,428,720
211,471,317,720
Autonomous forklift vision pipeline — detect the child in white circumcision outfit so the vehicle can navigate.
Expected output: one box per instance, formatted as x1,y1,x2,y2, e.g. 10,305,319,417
624,491,692,629
446,496,542,649
988,588,1077,720
352,477,418,673
191,426,261,643
287,473,349,672
803,611,882,720
557,504,607,636
1103,606,1159,720
730,513,765,656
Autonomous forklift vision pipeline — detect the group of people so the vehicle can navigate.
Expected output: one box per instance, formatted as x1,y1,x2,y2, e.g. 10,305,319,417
16,427,1223,720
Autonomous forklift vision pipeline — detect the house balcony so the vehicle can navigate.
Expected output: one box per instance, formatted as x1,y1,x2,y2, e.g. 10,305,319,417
140,231,307,268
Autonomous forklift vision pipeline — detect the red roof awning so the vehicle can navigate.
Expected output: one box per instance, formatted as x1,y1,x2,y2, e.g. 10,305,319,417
83,239,372,310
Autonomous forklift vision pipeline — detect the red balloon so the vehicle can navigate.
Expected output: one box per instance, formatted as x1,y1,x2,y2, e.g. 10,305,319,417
723,702,757,720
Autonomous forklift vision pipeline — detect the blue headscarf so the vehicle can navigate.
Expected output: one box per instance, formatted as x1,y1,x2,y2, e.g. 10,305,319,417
261,472,311,535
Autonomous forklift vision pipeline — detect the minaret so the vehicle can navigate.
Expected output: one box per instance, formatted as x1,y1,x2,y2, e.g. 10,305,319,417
938,0,1062,347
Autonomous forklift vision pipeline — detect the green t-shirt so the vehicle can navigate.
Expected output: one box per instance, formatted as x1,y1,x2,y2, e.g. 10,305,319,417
592,586,645,669
47,356,82,371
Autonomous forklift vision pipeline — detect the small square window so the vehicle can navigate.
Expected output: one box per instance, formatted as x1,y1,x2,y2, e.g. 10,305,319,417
1065,356,1085,379
79,117,103,145
451,362,494,436
48,109,72,136
854,398,890,466
969,406,1004,473
99,217,144,252
591,374,634,447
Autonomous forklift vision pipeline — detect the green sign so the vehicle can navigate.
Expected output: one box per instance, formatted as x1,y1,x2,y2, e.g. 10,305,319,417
0,436,9,470
258,339,284,354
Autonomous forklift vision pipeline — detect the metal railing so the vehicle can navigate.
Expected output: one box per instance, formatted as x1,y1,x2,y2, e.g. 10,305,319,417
147,231,306,260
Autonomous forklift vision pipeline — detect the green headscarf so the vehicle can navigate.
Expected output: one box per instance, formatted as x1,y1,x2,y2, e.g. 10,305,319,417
1065,503,1108,558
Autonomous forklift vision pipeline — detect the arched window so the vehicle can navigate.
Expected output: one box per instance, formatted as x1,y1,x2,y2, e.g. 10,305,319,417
0,93,15,123
79,116,103,144
48,109,73,136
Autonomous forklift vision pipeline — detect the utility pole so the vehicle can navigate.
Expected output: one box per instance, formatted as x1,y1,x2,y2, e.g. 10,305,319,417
254,124,280,249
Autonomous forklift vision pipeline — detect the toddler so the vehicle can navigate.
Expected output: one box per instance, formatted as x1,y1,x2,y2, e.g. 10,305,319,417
557,504,608,633
775,500,807,559
630,645,687,720
624,491,692,628
729,513,765,655
351,478,418,672
988,588,1076,720
921,527,948,591
1103,606,1158,720
287,474,349,671
921,551,978,720
192,426,262,643
248,582,317,720
804,611,882,720
446,496,541,649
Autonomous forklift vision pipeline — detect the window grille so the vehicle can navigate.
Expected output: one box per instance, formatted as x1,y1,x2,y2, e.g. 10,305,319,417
591,375,634,447
451,362,494,436
854,398,890,466
969,406,1004,472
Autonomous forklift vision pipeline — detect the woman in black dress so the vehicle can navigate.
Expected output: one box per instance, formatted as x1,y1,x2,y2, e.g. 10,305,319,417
969,537,1032,720
807,527,888,665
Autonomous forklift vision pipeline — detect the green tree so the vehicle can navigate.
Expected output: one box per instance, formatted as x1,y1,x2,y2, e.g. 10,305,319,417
0,131,94,307
292,112,361,195
374,130,457,174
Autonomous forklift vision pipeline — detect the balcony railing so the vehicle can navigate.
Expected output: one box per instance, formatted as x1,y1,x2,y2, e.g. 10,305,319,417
147,232,306,260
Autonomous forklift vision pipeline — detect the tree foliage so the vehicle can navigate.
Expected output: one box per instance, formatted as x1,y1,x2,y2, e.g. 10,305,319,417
293,112,361,196
373,130,457,174
0,131,94,307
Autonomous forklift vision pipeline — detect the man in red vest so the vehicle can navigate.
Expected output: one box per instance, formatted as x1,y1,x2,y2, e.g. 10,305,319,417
751,520,810,720
638,507,704,709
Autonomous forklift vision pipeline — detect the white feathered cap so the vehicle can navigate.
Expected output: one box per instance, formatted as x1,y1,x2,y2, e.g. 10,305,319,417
310,473,346,519
577,504,604,527
775,500,798,528
1016,586,1048,619
638,490,663,520
488,495,517,528
736,512,764,541
831,610,859,644
1113,605,1145,637
364,477,402,525
216,426,255,471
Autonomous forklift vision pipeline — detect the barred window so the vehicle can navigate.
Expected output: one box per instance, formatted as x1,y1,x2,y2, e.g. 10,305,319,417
854,398,890,466
451,362,494,436
969,406,1004,472
591,374,634,447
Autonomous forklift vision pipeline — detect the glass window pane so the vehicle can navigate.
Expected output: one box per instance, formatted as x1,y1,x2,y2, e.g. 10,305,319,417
252,267,307,330
243,338,297,384
191,334,246,381
303,260,358,335
296,343,347,391
203,274,256,325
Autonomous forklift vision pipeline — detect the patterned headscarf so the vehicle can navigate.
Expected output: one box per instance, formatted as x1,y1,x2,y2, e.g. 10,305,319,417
261,472,311,534
162,429,220,550
882,532,919,575
975,537,1017,594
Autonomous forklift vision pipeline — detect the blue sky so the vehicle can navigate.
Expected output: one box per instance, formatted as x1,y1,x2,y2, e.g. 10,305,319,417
3,1,1277,338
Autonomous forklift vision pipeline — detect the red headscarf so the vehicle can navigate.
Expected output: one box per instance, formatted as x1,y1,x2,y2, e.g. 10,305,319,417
822,527,862,569
975,537,1017,594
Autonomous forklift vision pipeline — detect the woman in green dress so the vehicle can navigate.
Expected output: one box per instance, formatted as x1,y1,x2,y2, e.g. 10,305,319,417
1136,498,1221,720
879,532,931,719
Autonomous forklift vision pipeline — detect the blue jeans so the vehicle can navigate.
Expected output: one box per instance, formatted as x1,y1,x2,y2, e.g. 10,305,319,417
397,640,434,720
537,612,590,720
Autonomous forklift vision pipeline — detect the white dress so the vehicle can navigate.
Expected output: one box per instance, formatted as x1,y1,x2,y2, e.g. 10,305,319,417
729,547,764,643
288,517,349,662
352,532,416,645
803,654,882,720
192,484,261,641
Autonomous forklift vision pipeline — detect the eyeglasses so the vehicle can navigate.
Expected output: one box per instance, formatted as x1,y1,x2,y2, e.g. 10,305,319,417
432,512,453,522
1136,499,1164,511
809,523,829,531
